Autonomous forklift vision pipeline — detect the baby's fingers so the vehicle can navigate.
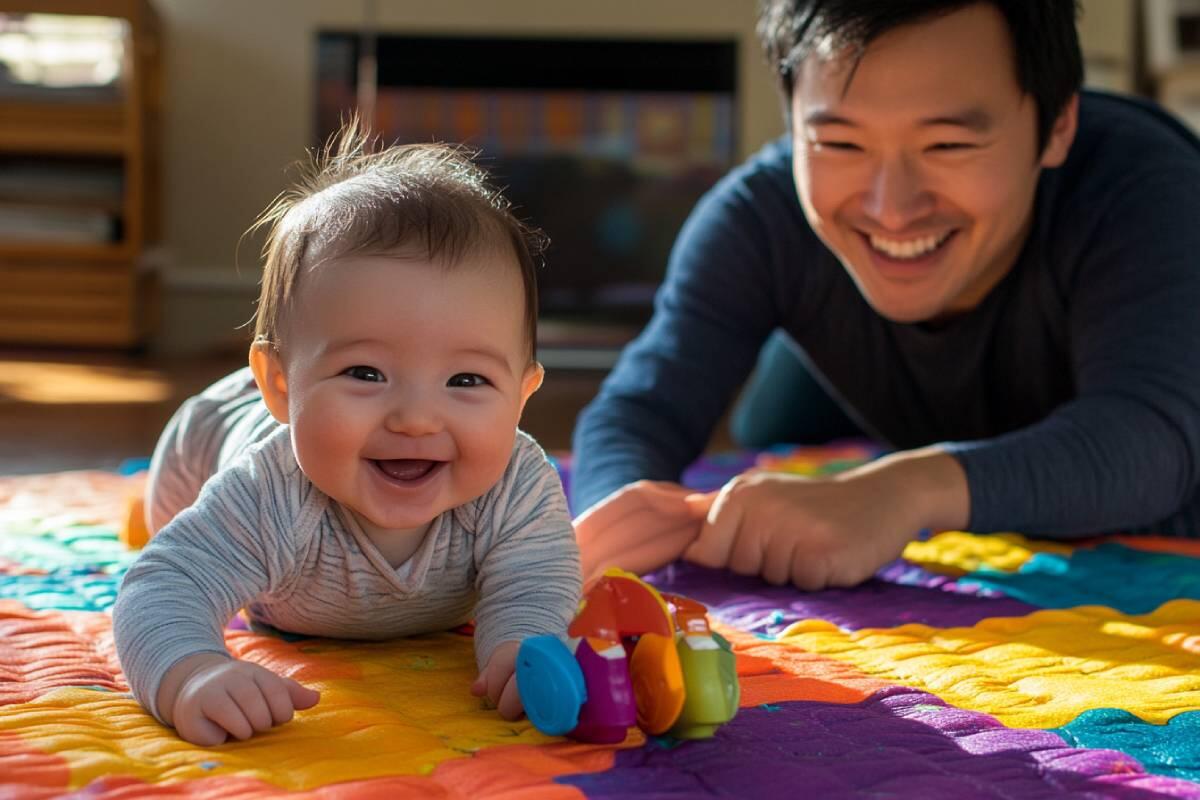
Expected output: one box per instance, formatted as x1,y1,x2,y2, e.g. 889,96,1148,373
497,673,523,721
254,672,319,725
203,691,255,741
228,677,275,733
287,678,320,711
174,708,230,747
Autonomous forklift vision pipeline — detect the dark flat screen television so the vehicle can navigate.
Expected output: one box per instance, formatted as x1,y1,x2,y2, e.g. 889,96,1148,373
316,33,738,362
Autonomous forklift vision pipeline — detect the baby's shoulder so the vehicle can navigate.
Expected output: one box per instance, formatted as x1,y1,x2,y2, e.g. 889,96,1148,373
201,428,326,539
491,429,561,497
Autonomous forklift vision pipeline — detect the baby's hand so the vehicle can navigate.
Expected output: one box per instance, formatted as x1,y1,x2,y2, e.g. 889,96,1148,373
470,640,522,720
161,653,320,746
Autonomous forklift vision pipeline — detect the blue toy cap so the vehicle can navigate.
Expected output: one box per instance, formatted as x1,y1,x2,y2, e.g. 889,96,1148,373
515,635,586,736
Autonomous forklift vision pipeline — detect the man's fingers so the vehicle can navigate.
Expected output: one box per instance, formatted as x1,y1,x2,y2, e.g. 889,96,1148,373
617,519,702,572
790,548,831,592
761,526,798,586
729,516,774,576
684,491,717,518
577,482,704,583
575,481,690,532
583,518,702,585
684,488,743,568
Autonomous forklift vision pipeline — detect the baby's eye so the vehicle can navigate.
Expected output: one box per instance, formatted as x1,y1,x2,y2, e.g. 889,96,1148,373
447,373,489,388
343,365,385,382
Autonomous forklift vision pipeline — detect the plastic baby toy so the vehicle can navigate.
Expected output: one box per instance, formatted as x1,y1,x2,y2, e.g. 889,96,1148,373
515,568,739,743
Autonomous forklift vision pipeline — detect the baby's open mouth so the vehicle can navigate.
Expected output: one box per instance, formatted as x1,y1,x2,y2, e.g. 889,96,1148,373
373,459,443,482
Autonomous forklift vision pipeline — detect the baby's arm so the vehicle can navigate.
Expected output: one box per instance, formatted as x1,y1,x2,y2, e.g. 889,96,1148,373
471,438,583,718
114,444,319,744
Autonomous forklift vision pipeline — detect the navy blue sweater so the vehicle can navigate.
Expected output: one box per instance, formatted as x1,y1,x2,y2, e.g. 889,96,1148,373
571,91,1200,538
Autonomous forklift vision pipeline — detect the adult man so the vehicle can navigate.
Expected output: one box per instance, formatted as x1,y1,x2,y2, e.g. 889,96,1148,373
571,0,1200,590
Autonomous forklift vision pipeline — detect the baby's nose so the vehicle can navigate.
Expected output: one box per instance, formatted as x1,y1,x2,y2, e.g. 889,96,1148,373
383,393,443,436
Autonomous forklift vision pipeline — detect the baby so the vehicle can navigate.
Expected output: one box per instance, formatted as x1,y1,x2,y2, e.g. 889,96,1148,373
113,126,582,746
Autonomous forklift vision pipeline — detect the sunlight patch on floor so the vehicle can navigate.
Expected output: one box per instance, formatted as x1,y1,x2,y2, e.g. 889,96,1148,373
0,361,172,404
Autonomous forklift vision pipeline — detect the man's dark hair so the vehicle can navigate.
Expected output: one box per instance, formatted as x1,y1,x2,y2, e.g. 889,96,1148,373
757,0,1083,152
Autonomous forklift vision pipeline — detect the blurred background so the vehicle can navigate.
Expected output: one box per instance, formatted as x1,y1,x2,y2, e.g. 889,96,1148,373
0,0,1184,473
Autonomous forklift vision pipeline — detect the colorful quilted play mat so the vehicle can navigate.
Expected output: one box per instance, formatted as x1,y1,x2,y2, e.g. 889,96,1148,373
2,444,1200,798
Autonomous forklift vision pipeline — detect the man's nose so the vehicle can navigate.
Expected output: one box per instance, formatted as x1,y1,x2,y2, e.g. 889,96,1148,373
383,387,444,436
862,155,934,231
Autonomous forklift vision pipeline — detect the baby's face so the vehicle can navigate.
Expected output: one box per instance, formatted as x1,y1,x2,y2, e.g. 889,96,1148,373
274,250,540,536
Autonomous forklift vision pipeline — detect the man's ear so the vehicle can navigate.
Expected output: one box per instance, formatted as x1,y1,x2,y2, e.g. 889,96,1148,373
249,342,291,424
519,361,544,413
1039,93,1079,169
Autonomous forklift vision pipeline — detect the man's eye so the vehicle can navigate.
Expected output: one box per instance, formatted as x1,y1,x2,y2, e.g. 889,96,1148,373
447,373,489,388
929,142,974,151
815,141,861,152
343,365,385,382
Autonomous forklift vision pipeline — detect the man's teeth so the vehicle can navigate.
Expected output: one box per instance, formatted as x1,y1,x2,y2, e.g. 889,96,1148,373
869,232,950,260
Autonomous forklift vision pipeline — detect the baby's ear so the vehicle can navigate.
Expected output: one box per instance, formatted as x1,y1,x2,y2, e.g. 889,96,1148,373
520,361,544,409
249,342,291,424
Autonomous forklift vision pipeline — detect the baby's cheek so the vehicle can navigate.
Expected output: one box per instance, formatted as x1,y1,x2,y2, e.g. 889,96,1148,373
458,430,517,493
290,407,362,483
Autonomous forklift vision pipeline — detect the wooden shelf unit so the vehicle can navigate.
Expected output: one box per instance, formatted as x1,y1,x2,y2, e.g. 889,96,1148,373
0,0,161,347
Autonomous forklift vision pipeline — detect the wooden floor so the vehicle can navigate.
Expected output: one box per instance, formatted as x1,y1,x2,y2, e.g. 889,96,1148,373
0,346,729,476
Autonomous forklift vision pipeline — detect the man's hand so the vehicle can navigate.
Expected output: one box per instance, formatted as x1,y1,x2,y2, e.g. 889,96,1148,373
684,448,969,590
471,640,522,719
158,652,320,746
573,480,713,585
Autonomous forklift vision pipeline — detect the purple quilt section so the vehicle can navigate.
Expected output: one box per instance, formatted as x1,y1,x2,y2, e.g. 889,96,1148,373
644,561,1039,633
559,687,1200,799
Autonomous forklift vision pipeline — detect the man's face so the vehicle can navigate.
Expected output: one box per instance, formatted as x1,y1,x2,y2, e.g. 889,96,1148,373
790,2,1076,323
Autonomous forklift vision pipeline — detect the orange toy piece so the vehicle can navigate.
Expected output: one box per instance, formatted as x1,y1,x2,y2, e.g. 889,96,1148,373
120,493,150,549
628,626,686,734
568,571,674,641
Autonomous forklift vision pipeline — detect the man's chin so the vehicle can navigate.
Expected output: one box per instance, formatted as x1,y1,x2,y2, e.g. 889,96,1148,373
860,291,946,324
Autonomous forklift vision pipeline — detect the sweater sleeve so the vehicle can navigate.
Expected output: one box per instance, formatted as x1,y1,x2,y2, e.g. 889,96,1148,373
113,432,309,722
570,147,802,513
470,434,582,668
945,167,1200,537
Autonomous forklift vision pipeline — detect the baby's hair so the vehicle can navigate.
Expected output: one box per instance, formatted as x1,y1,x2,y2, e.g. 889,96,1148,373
249,118,547,359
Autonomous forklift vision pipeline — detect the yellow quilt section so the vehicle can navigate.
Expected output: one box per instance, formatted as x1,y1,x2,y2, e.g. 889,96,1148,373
775,598,1200,728
0,629,563,792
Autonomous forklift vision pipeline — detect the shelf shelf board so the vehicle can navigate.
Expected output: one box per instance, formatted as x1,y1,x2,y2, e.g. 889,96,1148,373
0,240,129,261
0,196,125,214
0,0,145,20
0,102,127,156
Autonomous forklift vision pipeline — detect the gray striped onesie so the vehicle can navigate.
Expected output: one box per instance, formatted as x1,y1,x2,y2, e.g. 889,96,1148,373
113,368,582,723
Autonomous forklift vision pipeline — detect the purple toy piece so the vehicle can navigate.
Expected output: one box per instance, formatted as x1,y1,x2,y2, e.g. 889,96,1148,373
571,637,637,743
